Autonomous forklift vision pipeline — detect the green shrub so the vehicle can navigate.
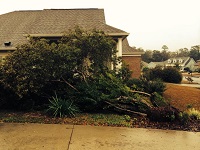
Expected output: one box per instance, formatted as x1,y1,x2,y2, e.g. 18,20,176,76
47,94,79,117
124,115,131,122
140,78,166,95
126,77,166,96
151,92,168,107
75,81,102,112
179,108,200,125
186,108,200,120
0,71,20,109
146,66,163,81
143,67,182,83
162,67,182,83
125,78,142,91
179,112,190,125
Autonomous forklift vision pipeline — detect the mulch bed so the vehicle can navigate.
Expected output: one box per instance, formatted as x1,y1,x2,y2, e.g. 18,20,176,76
0,111,199,132
131,116,200,132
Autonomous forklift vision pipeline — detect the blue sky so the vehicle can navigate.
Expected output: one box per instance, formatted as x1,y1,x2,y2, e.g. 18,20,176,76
0,0,199,51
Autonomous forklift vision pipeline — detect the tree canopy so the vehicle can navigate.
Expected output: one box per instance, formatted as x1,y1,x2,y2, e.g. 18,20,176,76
1,27,117,100
142,45,200,62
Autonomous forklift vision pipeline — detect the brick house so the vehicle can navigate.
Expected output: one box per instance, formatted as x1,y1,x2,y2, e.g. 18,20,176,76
0,8,143,78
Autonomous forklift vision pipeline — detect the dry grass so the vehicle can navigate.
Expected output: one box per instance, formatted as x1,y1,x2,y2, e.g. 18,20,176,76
164,83,200,111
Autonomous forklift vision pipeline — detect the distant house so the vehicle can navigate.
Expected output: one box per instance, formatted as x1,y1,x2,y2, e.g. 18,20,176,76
164,57,196,71
148,62,165,69
141,61,149,70
0,8,143,78
147,57,196,71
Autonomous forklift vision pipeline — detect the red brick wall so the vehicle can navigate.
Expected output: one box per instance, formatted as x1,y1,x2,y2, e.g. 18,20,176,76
122,56,141,78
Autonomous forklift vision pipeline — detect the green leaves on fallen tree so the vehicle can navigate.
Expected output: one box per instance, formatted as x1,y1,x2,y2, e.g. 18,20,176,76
1,27,117,104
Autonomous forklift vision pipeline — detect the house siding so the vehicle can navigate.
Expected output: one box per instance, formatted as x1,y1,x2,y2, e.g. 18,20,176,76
185,58,196,71
122,56,141,78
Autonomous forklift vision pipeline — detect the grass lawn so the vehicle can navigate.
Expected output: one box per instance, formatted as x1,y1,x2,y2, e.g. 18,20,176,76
164,83,200,111
0,111,136,128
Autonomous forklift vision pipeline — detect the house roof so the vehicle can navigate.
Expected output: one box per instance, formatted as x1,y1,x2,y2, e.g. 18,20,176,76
141,61,149,68
164,57,190,65
0,9,130,51
149,61,165,66
122,38,144,55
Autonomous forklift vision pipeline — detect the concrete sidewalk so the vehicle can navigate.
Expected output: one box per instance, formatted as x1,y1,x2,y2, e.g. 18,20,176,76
0,123,200,150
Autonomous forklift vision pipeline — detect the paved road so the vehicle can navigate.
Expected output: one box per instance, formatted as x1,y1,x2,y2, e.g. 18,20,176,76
0,123,200,150
182,76,200,88
183,76,200,83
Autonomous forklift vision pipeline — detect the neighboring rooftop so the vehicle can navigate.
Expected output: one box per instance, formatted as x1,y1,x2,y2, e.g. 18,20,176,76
122,38,144,55
0,9,129,49
164,57,190,65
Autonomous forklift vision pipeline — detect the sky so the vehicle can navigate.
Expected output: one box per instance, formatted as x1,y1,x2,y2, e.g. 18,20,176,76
0,0,199,51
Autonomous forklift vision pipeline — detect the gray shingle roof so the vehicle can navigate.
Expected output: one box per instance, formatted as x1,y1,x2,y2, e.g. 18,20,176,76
164,57,190,65
0,9,129,49
122,38,144,55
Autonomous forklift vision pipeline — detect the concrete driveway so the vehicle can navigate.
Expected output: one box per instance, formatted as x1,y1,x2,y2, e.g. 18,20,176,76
182,76,200,88
0,123,200,150
183,75,200,83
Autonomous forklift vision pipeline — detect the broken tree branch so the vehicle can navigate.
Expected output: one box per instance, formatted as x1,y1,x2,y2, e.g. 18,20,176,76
51,77,79,92
105,101,147,116
130,90,151,97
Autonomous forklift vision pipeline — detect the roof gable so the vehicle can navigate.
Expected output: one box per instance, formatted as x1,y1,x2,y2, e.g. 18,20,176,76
165,57,190,64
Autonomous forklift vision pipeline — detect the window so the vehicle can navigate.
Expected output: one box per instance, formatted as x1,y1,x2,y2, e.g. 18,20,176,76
179,59,183,63
173,59,176,63
168,59,171,63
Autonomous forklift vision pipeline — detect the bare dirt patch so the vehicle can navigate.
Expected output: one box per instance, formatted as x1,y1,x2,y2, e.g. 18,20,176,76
164,83,200,111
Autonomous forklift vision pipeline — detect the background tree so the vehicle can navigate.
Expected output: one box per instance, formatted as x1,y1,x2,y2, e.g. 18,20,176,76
162,45,168,51
161,49,170,61
177,48,189,57
152,50,163,62
141,44,200,63
189,45,200,61
141,50,153,63
142,49,169,62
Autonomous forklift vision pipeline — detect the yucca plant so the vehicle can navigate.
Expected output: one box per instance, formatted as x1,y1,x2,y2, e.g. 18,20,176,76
186,108,200,120
47,94,79,117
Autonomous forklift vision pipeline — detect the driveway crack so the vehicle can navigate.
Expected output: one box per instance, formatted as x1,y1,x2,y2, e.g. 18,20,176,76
67,124,75,150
